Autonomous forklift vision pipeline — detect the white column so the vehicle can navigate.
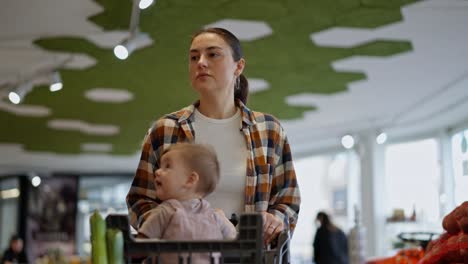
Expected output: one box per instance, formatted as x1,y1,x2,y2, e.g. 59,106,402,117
438,131,456,216
356,130,386,258
346,150,361,228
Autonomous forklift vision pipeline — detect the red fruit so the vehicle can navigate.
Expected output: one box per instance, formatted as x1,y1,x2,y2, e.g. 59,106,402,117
426,239,436,252
443,235,461,262
459,233,468,259
460,217,468,233
444,213,461,234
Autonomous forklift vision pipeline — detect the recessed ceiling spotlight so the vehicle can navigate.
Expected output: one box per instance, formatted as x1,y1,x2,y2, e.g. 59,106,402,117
376,131,387,145
341,134,355,149
31,176,42,187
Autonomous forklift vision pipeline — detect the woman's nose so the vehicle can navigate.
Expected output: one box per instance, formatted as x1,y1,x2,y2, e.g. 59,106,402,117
197,55,208,68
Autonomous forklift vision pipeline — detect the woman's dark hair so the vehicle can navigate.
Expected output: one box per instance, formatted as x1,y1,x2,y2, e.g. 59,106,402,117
317,211,337,232
191,28,249,105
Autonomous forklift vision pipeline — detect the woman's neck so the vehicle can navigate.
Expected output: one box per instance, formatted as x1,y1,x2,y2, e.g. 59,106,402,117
197,96,237,119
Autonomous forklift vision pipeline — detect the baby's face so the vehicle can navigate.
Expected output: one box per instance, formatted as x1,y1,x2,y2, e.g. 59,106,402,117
154,150,191,201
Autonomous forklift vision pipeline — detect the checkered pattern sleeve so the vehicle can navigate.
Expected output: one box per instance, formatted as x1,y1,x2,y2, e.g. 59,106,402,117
126,127,160,229
267,118,301,234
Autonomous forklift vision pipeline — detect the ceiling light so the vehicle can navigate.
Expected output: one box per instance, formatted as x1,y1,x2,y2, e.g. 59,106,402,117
49,71,63,92
376,132,387,145
139,0,154,9
8,92,21,104
113,33,149,60
8,81,33,104
341,134,355,149
114,44,130,60
31,176,41,187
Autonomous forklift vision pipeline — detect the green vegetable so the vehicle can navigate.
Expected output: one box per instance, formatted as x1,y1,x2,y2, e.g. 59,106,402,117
90,210,108,264
106,228,124,264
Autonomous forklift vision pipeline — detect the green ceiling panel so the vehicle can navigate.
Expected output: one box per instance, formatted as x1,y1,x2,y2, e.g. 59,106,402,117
1,0,417,154
351,40,412,56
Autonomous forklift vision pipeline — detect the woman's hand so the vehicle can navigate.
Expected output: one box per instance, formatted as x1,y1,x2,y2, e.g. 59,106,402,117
261,212,284,246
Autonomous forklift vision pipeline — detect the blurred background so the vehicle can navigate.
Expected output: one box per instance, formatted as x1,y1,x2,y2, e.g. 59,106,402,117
1,0,468,263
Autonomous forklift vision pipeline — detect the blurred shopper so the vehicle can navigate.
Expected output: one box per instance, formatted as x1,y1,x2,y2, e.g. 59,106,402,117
313,211,349,264
1,235,28,264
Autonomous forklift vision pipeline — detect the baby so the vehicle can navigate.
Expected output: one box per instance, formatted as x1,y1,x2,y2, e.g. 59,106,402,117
138,143,237,262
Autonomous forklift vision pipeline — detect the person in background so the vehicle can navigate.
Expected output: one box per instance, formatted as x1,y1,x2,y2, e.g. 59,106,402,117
1,235,28,264
313,211,349,264
126,27,300,246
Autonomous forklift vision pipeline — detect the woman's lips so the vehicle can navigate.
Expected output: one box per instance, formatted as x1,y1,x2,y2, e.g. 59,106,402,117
197,73,210,79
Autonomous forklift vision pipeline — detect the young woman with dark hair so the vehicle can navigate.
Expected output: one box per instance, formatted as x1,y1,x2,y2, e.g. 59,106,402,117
126,27,301,245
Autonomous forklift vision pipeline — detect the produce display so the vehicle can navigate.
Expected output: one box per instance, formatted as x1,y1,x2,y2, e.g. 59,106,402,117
90,210,124,264
419,201,468,264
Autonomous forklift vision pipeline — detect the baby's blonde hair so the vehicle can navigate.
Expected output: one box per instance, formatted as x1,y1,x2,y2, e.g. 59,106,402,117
163,143,220,196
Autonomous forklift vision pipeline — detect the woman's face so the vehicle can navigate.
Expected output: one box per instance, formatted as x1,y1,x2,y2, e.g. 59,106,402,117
189,33,243,98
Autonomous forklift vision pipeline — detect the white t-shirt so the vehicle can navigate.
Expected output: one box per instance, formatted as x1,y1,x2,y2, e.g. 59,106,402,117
193,108,248,218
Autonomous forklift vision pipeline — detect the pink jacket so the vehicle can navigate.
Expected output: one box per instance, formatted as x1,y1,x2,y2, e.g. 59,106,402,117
139,198,237,263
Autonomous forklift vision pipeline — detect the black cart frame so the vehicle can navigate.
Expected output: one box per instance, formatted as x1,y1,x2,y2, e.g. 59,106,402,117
106,213,290,264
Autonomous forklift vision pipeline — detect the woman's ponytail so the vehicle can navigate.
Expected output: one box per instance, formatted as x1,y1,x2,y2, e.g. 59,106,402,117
234,74,249,105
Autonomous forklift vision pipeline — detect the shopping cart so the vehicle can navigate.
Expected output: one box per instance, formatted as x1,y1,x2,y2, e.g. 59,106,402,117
106,213,290,264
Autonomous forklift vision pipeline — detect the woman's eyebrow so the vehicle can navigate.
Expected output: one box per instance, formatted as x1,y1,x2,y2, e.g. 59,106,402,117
190,46,222,53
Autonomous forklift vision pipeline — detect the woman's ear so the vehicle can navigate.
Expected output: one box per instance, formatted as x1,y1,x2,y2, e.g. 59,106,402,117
235,58,245,77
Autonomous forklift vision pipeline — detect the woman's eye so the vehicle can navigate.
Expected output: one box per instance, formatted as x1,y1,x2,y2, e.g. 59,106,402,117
190,55,198,61
209,53,219,58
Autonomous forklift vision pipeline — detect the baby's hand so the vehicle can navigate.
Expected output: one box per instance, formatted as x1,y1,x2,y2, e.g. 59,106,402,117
214,208,229,221
214,208,224,214
214,209,237,239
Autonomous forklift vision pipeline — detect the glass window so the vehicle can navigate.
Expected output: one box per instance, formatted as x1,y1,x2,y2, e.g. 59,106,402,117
384,138,441,222
290,151,359,263
0,177,20,252
451,128,468,205
383,138,443,255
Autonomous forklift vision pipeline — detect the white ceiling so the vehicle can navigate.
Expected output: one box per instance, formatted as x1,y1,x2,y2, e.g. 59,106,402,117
1,0,468,175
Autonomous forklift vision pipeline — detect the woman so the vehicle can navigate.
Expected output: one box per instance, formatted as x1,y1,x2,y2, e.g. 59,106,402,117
313,211,349,264
126,28,300,244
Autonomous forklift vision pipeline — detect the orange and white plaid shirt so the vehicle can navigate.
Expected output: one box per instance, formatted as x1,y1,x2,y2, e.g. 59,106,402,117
126,100,301,233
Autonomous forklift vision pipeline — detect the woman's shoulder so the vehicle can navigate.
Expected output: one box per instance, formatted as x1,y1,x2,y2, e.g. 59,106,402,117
250,110,284,134
150,104,195,130
251,111,281,125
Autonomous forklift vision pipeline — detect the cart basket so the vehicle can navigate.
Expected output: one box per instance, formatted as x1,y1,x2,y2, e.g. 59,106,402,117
106,213,290,264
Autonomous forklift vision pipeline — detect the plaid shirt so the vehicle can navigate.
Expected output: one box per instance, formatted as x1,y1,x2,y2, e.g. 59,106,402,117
126,100,301,233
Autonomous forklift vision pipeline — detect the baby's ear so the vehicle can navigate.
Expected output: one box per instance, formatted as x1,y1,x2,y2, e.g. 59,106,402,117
186,171,200,186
